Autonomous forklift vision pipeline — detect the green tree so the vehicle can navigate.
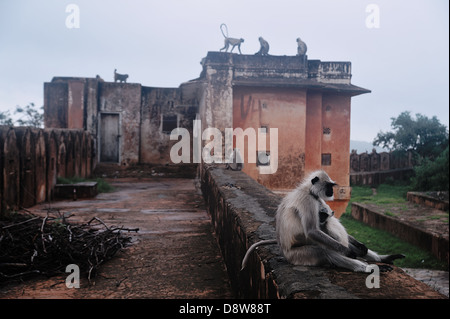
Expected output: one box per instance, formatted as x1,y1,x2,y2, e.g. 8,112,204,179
14,103,44,128
0,110,14,126
412,145,449,191
373,111,449,160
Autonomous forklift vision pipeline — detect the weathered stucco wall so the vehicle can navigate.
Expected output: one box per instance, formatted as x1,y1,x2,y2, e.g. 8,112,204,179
233,86,307,189
44,77,199,167
44,82,68,128
140,87,197,164
98,82,141,166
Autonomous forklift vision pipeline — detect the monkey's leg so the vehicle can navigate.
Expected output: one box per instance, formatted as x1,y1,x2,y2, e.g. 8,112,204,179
285,246,371,272
324,250,370,273
220,42,228,52
363,250,405,264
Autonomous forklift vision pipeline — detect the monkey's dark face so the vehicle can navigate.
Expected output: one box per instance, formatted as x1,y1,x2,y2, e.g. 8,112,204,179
319,210,333,224
318,204,334,225
325,182,335,198
310,174,337,200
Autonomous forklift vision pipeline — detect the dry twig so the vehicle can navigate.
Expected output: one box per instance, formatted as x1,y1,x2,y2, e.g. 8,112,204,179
0,210,138,283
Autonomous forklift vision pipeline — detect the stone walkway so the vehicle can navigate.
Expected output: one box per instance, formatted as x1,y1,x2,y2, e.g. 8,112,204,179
0,177,447,299
402,268,449,297
0,178,233,299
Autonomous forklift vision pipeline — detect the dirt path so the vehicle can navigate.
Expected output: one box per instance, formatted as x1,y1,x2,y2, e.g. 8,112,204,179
0,178,233,299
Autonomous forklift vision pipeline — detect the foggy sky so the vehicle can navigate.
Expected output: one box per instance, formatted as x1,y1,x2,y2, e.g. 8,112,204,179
0,0,448,142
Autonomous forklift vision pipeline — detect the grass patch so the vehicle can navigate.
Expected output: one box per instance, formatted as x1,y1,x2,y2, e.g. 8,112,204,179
341,184,448,270
57,176,114,193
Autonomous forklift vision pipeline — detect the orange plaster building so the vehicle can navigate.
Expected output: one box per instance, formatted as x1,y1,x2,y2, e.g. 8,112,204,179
194,52,370,216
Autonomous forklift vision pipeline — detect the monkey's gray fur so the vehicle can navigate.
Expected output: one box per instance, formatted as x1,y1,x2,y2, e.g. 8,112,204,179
241,170,404,272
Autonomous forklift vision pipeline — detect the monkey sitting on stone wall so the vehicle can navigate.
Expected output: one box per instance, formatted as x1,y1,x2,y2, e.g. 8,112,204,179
241,170,404,272
254,37,270,56
296,37,307,56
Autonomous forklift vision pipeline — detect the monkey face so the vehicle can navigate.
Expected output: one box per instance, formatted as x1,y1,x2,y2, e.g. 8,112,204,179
325,182,335,198
318,202,334,225
310,171,337,201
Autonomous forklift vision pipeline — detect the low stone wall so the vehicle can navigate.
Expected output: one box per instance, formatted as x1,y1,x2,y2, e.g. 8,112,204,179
407,192,449,211
200,165,354,298
352,203,449,264
200,165,446,299
350,168,414,186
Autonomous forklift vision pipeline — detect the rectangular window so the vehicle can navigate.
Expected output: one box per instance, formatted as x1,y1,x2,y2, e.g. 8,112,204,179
322,153,332,166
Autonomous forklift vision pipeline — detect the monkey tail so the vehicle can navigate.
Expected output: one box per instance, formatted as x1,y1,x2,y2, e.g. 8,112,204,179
241,239,278,271
220,23,229,38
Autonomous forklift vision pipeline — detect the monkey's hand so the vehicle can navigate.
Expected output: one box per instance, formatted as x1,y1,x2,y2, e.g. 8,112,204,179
348,235,368,257
356,242,368,256
345,248,357,259
350,242,368,257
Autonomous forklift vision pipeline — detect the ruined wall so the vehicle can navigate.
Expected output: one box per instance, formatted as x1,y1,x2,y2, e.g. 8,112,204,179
98,82,141,166
44,77,101,130
0,126,95,214
140,87,197,164
44,77,199,167
350,150,414,185
198,52,234,133
44,82,68,128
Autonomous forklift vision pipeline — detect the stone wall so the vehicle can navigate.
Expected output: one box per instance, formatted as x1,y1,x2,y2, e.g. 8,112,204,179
0,126,95,214
352,202,448,264
140,87,197,164
200,164,445,298
44,77,198,167
350,150,414,185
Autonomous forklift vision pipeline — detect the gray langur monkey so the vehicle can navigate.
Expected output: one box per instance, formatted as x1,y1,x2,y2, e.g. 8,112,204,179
296,37,307,56
241,170,404,272
220,23,244,54
254,37,270,56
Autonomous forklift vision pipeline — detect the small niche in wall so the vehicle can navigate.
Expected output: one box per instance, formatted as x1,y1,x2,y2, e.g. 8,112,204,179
257,151,270,166
162,114,177,133
260,125,269,134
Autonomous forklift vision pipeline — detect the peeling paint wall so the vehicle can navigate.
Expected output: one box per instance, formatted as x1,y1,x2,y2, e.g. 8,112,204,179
233,86,307,189
98,82,141,166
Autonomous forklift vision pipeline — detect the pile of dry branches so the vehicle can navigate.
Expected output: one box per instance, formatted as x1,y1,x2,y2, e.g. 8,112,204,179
0,210,138,283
